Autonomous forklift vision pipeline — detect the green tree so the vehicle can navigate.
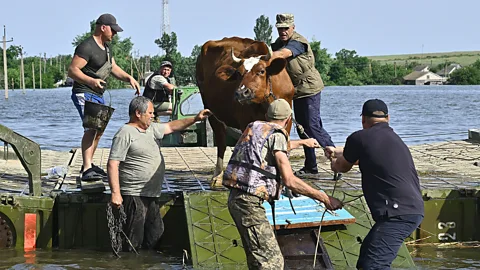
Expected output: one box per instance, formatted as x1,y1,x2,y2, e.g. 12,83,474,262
310,40,332,83
253,15,273,44
155,32,178,56
6,45,22,62
448,61,480,85
191,44,202,59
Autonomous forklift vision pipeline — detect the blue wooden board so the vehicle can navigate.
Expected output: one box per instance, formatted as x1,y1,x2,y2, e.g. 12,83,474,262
262,194,356,229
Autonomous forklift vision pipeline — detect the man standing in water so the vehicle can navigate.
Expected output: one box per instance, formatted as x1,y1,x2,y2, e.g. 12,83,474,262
108,96,211,251
68,13,141,180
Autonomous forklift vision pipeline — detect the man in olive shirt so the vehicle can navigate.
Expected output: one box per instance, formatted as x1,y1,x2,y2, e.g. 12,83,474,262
271,13,335,176
143,61,176,117
108,96,211,251
69,13,141,180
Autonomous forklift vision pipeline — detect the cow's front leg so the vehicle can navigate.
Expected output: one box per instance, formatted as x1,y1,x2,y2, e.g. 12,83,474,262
208,116,226,187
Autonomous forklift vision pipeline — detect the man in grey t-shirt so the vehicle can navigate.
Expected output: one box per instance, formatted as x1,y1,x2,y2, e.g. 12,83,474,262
107,96,211,251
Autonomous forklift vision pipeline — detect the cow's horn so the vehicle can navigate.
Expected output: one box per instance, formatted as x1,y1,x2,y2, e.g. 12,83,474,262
231,48,242,63
261,45,273,61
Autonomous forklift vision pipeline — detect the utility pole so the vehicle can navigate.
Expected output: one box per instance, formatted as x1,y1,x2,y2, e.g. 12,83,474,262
43,53,46,74
20,46,25,93
39,54,42,89
394,61,397,77
32,62,35,90
3,25,14,99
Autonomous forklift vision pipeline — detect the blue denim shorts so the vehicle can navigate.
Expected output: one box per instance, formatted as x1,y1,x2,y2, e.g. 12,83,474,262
71,92,105,120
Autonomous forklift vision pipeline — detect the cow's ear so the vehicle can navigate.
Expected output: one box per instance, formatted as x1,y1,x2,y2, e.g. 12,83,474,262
266,58,287,76
216,65,237,81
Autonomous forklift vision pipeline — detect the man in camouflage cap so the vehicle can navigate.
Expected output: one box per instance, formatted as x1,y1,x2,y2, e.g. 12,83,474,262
272,13,336,177
143,60,176,118
223,99,343,269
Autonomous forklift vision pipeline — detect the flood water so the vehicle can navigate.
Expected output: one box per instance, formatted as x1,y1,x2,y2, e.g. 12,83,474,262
0,85,479,151
0,85,479,269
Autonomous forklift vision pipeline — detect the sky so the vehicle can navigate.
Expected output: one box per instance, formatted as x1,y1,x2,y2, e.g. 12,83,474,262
2,0,479,58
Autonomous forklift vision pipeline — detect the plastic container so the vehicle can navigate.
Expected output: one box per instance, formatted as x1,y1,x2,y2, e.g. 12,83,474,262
45,166,68,179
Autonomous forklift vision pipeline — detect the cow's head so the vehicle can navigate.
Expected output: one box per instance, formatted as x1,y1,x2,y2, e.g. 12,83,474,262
215,42,287,104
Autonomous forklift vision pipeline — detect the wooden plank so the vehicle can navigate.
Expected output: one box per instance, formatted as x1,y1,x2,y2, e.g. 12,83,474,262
263,195,356,229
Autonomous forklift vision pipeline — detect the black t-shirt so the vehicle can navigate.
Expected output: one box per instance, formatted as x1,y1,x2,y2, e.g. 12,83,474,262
72,36,112,95
343,122,424,221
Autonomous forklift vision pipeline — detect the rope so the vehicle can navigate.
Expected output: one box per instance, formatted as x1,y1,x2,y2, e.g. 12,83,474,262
313,173,340,268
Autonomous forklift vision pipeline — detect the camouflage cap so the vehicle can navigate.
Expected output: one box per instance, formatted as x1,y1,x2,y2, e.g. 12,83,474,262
160,61,173,68
267,99,292,120
275,13,294,28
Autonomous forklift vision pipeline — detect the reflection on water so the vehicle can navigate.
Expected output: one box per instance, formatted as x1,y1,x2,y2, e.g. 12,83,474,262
413,246,480,269
0,249,189,270
0,85,479,151
0,246,479,269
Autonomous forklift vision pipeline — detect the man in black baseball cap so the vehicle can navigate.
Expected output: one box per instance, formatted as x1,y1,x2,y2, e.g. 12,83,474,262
96,13,123,33
68,13,140,181
361,98,389,118
326,98,424,269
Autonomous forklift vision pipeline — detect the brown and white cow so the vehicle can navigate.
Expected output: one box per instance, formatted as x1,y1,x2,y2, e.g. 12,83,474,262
196,37,295,185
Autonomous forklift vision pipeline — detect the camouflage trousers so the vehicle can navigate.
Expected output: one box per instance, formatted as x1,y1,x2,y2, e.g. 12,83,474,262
228,189,284,270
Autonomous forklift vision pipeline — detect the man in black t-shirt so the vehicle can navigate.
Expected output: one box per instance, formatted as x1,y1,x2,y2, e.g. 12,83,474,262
326,99,424,270
68,13,141,180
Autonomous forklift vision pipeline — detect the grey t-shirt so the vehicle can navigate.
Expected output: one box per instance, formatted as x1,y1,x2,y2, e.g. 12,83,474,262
109,123,166,197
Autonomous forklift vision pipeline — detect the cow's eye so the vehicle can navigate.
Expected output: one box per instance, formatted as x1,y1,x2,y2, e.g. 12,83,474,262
258,69,265,75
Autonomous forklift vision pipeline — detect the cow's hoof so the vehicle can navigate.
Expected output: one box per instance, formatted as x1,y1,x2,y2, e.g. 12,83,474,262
210,172,224,188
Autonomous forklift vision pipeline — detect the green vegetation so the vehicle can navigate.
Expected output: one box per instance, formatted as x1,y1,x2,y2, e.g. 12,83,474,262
367,51,480,67
448,60,480,85
254,15,273,45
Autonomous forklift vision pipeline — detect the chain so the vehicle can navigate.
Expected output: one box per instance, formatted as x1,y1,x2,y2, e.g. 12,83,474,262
106,203,128,257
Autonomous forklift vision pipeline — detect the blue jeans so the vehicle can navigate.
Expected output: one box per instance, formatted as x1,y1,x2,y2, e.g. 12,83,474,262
293,91,334,170
356,214,423,270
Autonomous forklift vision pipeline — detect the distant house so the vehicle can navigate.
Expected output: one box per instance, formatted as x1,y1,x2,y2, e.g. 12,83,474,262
436,64,462,78
403,71,445,85
413,65,430,72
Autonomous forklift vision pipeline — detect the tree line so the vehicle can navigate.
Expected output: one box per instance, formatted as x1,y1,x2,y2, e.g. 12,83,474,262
1,15,478,89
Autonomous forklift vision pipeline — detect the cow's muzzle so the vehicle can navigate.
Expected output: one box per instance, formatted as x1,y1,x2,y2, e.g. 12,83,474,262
235,86,255,104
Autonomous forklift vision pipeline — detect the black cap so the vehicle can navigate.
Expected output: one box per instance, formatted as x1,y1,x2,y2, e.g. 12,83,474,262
96,13,123,32
361,99,388,118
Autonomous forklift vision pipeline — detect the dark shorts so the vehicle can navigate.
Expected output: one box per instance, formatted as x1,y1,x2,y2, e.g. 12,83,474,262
357,214,423,270
122,195,164,252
